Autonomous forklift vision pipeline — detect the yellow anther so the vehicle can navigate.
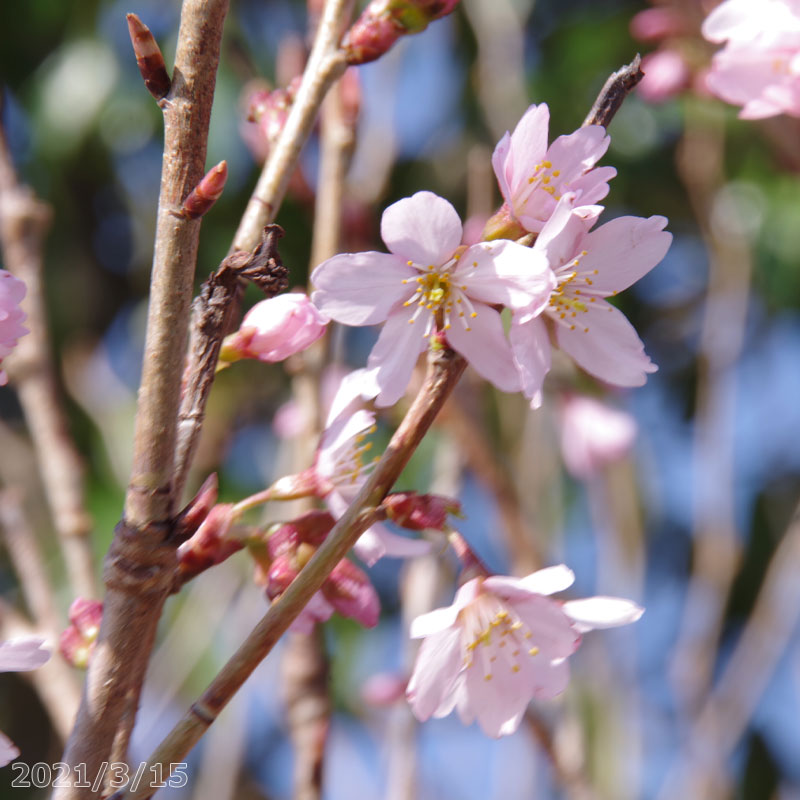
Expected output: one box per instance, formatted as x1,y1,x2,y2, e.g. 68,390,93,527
470,312,477,318
543,160,552,168
484,674,493,681
542,176,551,184
512,664,520,673
552,169,561,177
465,326,472,332
528,646,539,656
407,260,413,266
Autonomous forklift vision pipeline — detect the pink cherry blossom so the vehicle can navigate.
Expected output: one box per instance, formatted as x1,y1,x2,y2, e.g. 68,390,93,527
702,0,800,118
0,270,28,386
311,191,555,407
221,292,327,364
406,566,642,738
510,196,672,407
638,49,691,104
0,638,50,766
559,394,637,480
490,103,616,235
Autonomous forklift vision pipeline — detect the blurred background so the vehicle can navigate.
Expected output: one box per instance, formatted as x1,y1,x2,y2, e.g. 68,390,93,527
2,0,800,798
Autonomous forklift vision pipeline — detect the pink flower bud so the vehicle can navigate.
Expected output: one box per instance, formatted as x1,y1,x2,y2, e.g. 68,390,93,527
383,492,461,531
174,473,219,541
638,49,690,104
267,510,336,559
181,161,228,219
220,293,328,364
60,599,103,669
0,270,28,386
177,503,243,582
559,394,637,480
629,8,685,43
67,598,103,640
265,553,300,600
322,558,380,627
361,672,408,706
241,78,302,161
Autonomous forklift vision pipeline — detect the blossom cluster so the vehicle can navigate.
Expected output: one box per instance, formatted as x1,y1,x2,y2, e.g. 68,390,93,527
0,269,28,385
702,0,800,119
311,103,672,409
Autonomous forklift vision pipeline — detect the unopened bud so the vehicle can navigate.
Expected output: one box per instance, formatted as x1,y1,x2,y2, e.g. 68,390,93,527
343,0,461,65
60,598,103,669
242,78,302,161
323,558,380,627
383,491,461,531
266,510,337,559
174,473,219,542
126,14,171,101
176,503,243,582
181,161,228,219
219,293,328,365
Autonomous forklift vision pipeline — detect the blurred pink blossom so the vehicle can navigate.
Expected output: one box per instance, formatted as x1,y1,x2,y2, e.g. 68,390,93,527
702,0,800,118
312,191,555,407
221,292,327,364
59,599,103,669
510,195,672,407
638,49,691,103
406,566,642,737
0,270,28,386
629,7,686,42
0,638,50,765
361,672,408,706
559,394,637,479
486,103,616,238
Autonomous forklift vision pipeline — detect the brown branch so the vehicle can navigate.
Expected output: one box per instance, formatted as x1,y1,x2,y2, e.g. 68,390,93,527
172,226,287,503
232,0,351,252
55,2,230,795
0,111,96,601
111,348,467,800
583,55,643,129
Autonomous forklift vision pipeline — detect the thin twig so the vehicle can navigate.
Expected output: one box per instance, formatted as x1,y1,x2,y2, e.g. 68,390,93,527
111,348,467,800
0,111,96,601
232,0,351,252
55,2,230,794
582,55,644,129
172,226,287,503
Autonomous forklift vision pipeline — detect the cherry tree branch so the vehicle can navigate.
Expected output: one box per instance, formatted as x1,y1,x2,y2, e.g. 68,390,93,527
0,111,96,601
111,348,467,800
583,55,643,128
55,3,230,795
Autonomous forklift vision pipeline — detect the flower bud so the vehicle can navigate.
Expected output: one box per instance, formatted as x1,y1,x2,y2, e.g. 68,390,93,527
220,293,328,365
174,473,219,542
60,598,103,669
176,503,243,582
242,78,302,161
343,0,462,65
322,558,380,627
181,161,228,219
637,50,690,104
383,492,461,531
126,13,171,100
266,510,337,559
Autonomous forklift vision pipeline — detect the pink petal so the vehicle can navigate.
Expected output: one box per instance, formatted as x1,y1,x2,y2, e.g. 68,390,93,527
463,653,533,737
555,301,657,387
380,191,463,266
406,626,464,721
490,131,513,206
365,309,430,408
324,368,375,427
562,596,644,633
545,125,611,187
316,408,375,480
529,655,571,700
0,731,19,767
353,522,431,567
0,638,50,672
701,0,754,42
445,302,521,392
568,166,616,205
517,564,576,596
512,595,581,660
311,252,416,325
458,241,555,311
410,578,483,638
506,104,551,201
533,197,599,271
580,215,672,294
289,592,335,633
509,314,552,408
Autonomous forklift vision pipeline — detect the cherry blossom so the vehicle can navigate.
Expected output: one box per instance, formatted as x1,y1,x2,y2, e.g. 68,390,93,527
702,0,800,119
0,638,50,765
220,291,327,364
311,191,555,407
406,566,642,738
0,270,28,386
488,103,616,237
510,196,672,407
559,394,637,480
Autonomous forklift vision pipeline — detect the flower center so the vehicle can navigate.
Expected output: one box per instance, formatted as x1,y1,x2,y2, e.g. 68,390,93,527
516,159,563,209
545,249,610,335
333,425,378,487
461,593,540,681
